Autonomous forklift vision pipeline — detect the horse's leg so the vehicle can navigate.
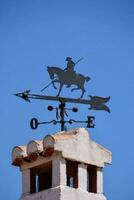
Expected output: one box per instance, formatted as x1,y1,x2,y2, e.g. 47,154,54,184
71,86,85,98
52,79,60,90
79,80,86,98
57,84,63,96
80,89,85,98
71,87,80,92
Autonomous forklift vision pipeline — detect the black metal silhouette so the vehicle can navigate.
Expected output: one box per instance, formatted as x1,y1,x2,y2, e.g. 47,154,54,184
41,57,84,92
14,57,111,131
65,57,75,73
30,98,95,131
42,66,90,98
15,90,110,113
88,95,110,112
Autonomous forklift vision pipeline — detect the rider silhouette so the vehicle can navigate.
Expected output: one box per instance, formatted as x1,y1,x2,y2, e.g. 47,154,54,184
64,57,76,88
65,57,75,72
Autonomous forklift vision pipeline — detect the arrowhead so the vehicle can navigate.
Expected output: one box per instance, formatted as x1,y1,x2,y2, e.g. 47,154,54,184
14,90,31,102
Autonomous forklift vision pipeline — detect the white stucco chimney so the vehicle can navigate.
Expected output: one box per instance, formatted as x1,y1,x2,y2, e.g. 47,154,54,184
11,128,112,200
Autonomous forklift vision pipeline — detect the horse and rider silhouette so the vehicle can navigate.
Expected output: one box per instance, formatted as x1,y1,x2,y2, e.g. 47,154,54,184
43,57,91,98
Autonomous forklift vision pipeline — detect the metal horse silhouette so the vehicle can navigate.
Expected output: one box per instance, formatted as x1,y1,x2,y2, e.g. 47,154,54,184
41,57,90,98
47,66,90,98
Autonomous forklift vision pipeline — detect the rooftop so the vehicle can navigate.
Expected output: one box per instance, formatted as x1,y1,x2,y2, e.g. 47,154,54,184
11,128,112,168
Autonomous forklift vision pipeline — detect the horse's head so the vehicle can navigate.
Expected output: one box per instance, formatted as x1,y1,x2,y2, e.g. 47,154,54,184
47,66,55,80
47,66,63,81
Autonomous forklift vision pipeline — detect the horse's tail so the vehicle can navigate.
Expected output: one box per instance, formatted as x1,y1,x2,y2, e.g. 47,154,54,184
85,76,91,82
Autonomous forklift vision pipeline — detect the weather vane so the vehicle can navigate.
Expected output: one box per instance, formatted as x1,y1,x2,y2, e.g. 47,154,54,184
15,57,110,131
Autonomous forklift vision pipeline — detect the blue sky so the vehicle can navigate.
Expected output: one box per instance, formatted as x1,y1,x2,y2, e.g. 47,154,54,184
0,0,134,199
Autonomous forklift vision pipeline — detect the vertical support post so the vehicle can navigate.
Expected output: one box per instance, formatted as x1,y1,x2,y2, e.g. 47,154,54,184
97,167,103,194
52,155,66,187
78,163,87,190
59,98,66,131
21,169,31,197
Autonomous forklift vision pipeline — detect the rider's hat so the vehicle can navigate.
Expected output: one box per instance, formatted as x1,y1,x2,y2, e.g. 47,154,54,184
66,57,72,61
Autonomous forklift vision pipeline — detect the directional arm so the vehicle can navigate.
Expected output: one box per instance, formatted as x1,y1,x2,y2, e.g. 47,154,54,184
14,90,110,113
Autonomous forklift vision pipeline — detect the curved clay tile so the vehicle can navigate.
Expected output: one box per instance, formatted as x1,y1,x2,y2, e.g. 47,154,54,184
43,135,55,156
12,146,27,166
27,140,43,161
43,135,55,149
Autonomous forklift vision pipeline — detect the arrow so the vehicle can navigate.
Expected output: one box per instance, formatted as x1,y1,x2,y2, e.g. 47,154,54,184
14,90,110,113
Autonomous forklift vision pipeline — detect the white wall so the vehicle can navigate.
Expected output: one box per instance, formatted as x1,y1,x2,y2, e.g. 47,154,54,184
20,186,107,200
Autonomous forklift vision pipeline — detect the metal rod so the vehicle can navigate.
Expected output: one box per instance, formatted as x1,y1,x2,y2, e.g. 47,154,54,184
40,82,52,92
14,92,110,113
59,99,66,131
